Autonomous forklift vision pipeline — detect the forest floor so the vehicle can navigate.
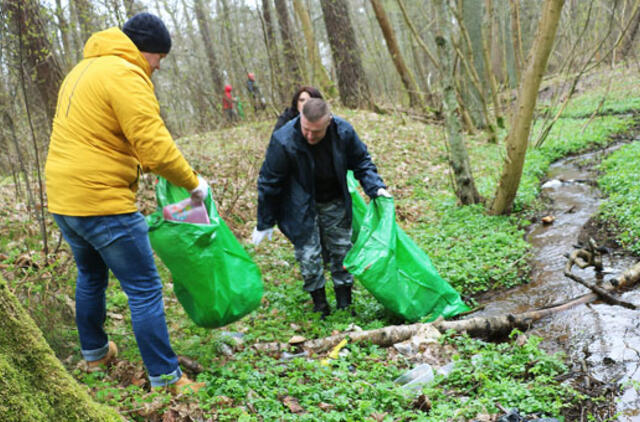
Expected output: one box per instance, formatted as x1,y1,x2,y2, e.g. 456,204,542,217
1,65,639,421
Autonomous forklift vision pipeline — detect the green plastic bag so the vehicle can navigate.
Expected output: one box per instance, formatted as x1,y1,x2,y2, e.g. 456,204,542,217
236,101,245,119
344,172,469,322
146,177,263,328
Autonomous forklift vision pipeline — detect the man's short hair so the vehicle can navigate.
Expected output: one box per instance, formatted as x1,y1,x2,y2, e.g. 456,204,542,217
302,98,330,123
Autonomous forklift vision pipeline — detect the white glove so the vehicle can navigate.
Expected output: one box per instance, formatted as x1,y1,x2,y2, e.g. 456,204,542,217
251,227,273,245
189,176,208,204
376,187,392,198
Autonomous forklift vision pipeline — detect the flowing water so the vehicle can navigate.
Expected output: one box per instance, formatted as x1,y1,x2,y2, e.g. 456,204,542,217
471,142,640,420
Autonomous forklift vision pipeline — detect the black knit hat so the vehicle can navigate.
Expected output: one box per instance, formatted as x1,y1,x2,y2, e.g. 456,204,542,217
122,12,171,54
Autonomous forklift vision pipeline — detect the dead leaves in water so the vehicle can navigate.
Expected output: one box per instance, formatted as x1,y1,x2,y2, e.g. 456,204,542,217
542,215,556,225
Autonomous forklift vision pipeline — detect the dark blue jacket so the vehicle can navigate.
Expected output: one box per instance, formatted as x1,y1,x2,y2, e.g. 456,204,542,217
257,115,385,247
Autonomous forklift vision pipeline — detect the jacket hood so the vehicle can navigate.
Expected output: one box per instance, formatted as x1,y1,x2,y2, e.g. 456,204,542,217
225,84,232,92
83,27,151,76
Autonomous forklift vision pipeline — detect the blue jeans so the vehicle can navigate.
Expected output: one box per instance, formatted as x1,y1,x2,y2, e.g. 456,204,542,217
53,212,182,387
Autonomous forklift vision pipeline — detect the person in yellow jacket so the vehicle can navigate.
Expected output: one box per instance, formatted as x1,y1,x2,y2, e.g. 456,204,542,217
45,12,206,393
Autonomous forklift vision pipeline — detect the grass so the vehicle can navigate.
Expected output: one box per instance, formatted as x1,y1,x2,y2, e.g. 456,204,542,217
1,67,639,420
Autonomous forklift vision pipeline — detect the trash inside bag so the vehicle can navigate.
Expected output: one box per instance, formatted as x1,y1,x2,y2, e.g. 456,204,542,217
344,171,469,322
163,197,210,224
147,177,263,328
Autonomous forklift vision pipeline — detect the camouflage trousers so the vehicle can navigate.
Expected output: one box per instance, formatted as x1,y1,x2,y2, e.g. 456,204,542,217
294,199,353,292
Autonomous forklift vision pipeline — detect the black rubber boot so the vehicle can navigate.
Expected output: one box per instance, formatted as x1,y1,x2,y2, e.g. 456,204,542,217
334,285,353,310
310,288,331,318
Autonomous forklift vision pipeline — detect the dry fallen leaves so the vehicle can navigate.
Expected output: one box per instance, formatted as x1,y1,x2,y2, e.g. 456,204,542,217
281,395,305,413
317,402,335,411
288,335,306,344
369,412,389,421
412,394,432,413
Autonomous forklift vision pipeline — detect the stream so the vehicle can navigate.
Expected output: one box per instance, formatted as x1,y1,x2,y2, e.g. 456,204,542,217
470,141,640,420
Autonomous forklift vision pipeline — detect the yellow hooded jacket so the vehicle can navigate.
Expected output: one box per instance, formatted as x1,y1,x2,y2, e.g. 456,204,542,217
45,27,198,216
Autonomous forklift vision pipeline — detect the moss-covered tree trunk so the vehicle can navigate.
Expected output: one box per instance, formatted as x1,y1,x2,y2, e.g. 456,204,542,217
0,277,122,421
434,0,481,205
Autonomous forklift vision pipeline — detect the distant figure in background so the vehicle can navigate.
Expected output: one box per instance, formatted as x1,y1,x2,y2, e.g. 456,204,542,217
273,86,323,132
246,72,266,112
222,84,238,123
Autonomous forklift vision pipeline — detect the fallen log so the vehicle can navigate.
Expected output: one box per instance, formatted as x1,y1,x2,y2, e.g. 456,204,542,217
253,260,640,354
253,293,596,354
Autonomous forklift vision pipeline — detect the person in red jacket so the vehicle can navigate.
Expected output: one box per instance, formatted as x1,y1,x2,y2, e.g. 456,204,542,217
222,84,238,122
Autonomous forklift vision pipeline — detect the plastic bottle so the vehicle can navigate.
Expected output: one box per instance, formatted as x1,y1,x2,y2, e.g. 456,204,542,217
393,363,434,390
162,197,210,224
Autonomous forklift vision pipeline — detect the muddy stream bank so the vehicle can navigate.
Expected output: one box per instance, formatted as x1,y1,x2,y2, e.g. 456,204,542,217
470,138,640,420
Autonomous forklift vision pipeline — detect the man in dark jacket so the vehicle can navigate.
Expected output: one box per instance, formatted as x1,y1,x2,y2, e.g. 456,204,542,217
252,98,390,316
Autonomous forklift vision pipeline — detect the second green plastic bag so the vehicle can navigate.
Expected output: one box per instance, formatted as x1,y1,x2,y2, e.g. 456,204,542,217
146,177,263,328
344,172,468,322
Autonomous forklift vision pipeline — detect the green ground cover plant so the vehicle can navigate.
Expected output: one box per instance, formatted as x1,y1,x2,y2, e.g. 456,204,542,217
598,141,640,254
1,68,638,420
422,331,582,421
540,68,640,118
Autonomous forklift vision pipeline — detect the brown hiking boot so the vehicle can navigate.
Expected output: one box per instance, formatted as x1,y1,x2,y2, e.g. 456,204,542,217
86,341,118,373
157,373,206,395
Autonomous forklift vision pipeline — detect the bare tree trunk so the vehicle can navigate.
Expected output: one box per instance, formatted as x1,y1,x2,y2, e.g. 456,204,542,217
0,277,123,421
452,6,496,141
409,33,435,107
319,0,372,109
194,0,225,105
396,0,440,70
509,0,524,83
618,0,640,61
483,0,504,127
162,0,215,130
261,0,286,105
369,0,424,110
3,112,36,211
72,0,95,44
123,0,144,18
54,0,72,70
459,0,487,129
4,0,64,122
220,0,247,93
292,0,337,98
500,3,518,88
273,0,304,90
435,0,481,205
489,0,565,215
68,0,83,63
